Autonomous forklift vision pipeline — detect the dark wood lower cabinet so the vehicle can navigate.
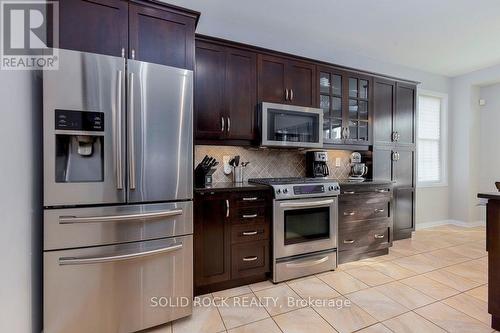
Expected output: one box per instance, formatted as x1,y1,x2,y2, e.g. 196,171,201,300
194,189,271,295
338,183,394,264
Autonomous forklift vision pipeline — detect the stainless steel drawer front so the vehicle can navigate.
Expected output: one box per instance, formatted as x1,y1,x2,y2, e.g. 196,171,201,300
274,250,337,282
44,201,193,250
44,235,193,333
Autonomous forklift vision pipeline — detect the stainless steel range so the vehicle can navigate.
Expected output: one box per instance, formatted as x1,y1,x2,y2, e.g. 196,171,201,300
248,178,340,282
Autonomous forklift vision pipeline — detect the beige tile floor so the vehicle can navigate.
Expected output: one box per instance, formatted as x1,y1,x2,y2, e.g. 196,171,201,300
145,224,498,333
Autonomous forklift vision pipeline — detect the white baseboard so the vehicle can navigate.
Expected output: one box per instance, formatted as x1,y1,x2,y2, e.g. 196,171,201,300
416,219,485,230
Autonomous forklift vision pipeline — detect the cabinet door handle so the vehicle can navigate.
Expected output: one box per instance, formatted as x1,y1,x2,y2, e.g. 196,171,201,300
343,239,355,244
221,117,225,133
285,89,289,101
243,256,258,262
290,89,294,101
242,197,258,201
343,191,355,194
344,211,355,216
374,208,385,213
131,49,135,59
392,131,397,142
225,200,230,218
227,117,230,132
121,48,125,58
392,151,398,161
242,231,258,236
242,214,258,219
374,234,385,239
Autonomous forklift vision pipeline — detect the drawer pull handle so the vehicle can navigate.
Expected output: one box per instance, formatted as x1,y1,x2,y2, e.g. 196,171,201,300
376,189,389,193
374,209,385,213
286,256,329,268
242,197,258,201
242,231,258,236
343,191,356,194
343,239,355,244
243,256,258,262
344,211,355,216
242,214,258,219
374,234,385,239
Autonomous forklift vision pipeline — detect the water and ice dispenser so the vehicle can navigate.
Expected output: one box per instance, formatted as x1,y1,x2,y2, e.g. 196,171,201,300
54,110,105,183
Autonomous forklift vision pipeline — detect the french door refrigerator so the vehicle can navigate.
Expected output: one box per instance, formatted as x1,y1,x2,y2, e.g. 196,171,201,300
43,49,193,333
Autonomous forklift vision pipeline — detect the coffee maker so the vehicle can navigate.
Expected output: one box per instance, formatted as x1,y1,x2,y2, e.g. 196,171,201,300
306,151,330,178
349,152,368,180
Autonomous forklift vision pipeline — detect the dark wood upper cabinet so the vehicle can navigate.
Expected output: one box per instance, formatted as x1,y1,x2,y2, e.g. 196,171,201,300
194,192,231,287
194,42,226,140
195,39,257,143
58,0,128,57
395,83,416,145
373,78,395,146
225,48,257,140
129,1,195,68
287,60,316,107
257,54,287,104
58,0,198,68
258,55,316,107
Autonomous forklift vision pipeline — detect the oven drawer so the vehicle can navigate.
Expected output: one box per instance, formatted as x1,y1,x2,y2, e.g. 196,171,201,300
339,227,390,251
44,235,193,333
231,223,269,244
233,191,270,207
231,240,270,278
232,206,267,224
340,201,390,223
44,201,193,250
274,250,337,282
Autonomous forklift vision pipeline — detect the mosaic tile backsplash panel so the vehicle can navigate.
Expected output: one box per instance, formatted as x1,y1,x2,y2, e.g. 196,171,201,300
195,146,353,183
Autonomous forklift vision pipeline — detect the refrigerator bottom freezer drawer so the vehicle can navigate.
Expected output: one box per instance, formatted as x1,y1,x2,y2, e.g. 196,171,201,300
44,235,193,333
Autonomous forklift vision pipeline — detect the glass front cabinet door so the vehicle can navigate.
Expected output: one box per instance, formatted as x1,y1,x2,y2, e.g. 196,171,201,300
318,67,372,146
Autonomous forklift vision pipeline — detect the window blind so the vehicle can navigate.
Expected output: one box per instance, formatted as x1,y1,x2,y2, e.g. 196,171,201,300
418,95,442,183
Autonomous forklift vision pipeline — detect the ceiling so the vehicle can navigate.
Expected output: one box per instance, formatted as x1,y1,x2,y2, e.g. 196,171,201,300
163,0,500,77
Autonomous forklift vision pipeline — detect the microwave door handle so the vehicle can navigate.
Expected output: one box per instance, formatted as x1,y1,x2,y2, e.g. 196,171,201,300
59,209,183,224
280,199,334,208
59,243,183,265
128,72,136,190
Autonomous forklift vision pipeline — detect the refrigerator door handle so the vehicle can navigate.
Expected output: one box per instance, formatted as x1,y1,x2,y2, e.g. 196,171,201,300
59,209,184,224
128,71,136,190
58,243,183,265
116,70,124,190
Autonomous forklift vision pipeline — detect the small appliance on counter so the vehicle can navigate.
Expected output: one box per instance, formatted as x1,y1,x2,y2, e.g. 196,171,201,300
195,155,218,187
349,152,368,181
306,151,330,178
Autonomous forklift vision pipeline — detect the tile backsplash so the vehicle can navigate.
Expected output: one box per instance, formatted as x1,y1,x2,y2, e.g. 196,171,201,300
195,145,353,183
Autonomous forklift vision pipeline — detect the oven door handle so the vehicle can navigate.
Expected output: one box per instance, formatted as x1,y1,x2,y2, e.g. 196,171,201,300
280,199,334,208
59,209,183,224
285,255,330,268
58,243,183,265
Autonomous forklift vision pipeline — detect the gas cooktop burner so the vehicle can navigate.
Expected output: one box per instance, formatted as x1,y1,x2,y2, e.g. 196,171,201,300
248,177,340,199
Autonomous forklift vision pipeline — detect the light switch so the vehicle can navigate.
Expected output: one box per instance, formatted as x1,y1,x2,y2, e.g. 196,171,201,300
335,158,341,167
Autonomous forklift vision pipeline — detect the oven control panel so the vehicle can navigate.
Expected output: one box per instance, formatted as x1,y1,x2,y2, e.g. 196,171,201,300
273,182,340,200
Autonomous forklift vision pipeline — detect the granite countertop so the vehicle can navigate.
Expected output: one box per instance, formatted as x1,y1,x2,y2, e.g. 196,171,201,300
194,181,270,193
478,192,500,200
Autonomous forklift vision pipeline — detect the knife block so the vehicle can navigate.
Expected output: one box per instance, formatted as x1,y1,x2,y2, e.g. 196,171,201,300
195,168,216,188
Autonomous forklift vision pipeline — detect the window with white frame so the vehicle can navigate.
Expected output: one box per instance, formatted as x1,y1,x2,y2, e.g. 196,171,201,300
417,92,447,186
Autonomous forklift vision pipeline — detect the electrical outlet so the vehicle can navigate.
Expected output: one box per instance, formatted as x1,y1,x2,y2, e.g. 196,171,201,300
335,157,341,167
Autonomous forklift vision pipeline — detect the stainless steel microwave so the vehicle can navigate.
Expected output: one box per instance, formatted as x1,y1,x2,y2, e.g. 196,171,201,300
260,102,323,148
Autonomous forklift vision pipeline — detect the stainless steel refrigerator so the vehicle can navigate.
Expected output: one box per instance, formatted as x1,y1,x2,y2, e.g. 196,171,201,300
43,49,193,333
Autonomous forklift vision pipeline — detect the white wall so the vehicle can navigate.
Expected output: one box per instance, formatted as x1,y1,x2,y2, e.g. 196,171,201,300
449,63,500,223
0,71,42,333
477,83,500,220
